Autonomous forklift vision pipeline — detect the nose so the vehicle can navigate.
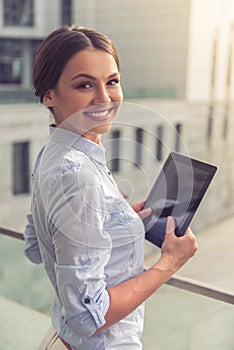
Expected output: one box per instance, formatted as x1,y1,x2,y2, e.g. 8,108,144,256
93,85,111,105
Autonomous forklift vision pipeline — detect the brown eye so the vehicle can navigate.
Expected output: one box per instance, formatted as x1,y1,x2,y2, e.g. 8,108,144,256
77,82,92,89
107,79,119,86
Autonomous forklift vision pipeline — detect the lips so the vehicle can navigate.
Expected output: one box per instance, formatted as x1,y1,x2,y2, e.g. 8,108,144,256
83,107,114,121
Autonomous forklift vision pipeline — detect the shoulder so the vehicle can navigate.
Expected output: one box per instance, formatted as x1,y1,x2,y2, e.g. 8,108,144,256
37,138,102,195
62,148,99,184
48,148,101,194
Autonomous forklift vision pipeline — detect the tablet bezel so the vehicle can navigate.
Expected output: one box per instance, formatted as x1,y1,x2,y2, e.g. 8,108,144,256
144,152,218,247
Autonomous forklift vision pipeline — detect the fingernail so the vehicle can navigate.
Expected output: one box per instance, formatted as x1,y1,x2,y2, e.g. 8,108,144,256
166,216,175,233
145,208,152,215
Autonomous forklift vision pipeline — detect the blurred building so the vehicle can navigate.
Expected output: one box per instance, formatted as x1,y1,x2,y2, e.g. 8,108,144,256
0,0,234,232
1,0,234,102
1,4,234,346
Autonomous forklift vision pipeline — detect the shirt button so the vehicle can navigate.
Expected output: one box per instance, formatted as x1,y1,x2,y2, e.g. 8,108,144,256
84,297,91,304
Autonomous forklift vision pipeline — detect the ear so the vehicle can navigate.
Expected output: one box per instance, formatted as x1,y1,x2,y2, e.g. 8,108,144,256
43,89,56,107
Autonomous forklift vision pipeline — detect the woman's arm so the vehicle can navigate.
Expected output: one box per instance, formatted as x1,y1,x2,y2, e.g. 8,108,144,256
96,216,198,333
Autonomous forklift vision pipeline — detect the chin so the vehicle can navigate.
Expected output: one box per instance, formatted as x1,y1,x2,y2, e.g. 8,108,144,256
91,123,112,135
83,123,112,143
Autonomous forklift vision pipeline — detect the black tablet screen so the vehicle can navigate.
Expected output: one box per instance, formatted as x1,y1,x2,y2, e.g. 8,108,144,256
143,152,217,248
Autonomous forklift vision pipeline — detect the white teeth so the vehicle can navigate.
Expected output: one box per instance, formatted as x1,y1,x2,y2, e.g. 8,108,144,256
86,109,111,118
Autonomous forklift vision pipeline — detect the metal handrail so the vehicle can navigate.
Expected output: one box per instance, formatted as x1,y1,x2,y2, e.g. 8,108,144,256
0,227,234,305
0,227,24,240
167,274,234,304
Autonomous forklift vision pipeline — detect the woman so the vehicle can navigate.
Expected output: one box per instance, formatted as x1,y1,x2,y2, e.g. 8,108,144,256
24,26,198,350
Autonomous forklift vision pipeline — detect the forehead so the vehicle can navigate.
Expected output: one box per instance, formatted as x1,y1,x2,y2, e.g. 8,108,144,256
60,49,119,80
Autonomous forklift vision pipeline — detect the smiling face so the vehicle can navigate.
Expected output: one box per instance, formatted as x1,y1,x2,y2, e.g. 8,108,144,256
43,48,123,144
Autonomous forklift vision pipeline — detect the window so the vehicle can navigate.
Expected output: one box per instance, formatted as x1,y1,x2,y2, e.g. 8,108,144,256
111,130,121,172
135,127,144,167
12,142,30,195
0,39,23,84
207,108,213,145
223,23,233,140
223,110,229,139
4,0,34,26
31,40,43,68
61,0,72,26
156,125,163,161
175,123,182,152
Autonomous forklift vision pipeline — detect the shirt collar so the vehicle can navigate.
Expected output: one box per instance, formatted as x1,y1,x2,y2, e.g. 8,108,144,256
49,124,106,165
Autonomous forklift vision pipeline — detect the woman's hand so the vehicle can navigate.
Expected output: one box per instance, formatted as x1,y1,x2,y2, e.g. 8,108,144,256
131,200,152,220
154,216,198,273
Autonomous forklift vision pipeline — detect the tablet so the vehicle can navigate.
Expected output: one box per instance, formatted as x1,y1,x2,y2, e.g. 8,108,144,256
143,152,218,248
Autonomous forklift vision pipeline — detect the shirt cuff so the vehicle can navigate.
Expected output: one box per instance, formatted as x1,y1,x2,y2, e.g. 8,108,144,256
24,243,43,264
66,288,110,338
55,263,110,339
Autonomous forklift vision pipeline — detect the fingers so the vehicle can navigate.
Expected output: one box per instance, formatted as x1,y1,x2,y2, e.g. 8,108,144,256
183,228,199,254
164,217,198,254
184,227,194,236
131,200,146,212
161,218,198,271
137,207,152,220
166,216,175,234
131,200,152,219
166,217,196,241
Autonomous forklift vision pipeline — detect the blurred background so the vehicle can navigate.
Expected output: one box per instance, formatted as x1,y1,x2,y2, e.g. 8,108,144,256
0,0,234,349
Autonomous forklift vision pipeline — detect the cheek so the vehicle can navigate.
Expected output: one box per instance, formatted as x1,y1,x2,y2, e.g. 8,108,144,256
67,95,89,114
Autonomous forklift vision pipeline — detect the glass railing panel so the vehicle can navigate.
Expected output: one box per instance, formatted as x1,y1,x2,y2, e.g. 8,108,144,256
1,228,234,349
142,284,234,350
144,213,234,293
0,234,53,311
0,296,50,350
178,214,234,292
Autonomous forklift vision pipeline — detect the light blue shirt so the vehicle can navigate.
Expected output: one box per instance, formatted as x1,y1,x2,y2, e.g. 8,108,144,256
24,125,145,350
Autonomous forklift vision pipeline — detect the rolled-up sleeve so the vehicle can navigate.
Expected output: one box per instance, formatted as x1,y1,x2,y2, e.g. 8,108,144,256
49,166,112,338
23,212,42,264
54,259,110,338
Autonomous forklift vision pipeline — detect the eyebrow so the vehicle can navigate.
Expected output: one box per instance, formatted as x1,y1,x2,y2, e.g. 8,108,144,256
71,72,120,81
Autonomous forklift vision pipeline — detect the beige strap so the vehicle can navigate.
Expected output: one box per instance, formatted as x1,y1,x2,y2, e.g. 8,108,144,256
38,326,72,350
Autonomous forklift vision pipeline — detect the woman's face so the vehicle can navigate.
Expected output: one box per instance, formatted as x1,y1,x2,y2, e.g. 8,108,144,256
44,48,123,144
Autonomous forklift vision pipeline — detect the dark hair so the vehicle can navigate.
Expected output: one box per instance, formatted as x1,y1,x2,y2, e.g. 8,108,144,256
33,26,120,104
